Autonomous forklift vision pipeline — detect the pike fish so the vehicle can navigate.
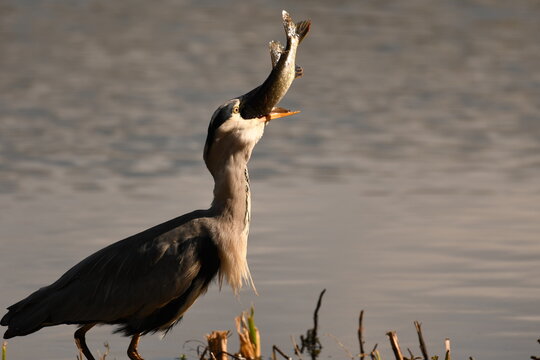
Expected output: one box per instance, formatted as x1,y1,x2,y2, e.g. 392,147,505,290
240,10,311,119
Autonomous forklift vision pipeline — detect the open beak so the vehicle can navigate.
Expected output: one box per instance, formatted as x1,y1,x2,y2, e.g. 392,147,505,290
263,107,300,122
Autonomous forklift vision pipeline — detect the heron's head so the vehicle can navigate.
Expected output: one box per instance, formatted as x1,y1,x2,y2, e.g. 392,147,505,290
203,98,297,176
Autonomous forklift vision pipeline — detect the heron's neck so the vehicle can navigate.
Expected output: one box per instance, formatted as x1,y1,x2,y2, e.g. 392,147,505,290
209,152,255,293
210,155,251,223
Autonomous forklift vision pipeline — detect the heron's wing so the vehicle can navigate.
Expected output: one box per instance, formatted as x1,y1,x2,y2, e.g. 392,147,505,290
57,228,215,321
3,211,218,334
59,240,202,321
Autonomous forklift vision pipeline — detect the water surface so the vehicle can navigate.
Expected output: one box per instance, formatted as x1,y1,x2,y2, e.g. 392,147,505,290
1,1,540,359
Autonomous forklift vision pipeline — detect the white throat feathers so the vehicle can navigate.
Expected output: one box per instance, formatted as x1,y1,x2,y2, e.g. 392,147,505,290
204,99,265,294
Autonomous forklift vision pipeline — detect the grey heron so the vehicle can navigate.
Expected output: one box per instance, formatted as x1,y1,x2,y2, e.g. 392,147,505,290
1,10,310,360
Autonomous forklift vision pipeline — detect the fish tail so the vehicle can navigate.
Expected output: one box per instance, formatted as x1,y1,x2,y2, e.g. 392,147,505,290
282,10,311,43
295,20,311,44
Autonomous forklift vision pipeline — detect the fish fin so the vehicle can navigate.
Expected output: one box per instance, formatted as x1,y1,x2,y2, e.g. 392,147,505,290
295,65,303,78
295,20,311,44
268,40,284,68
282,10,295,38
282,11,311,43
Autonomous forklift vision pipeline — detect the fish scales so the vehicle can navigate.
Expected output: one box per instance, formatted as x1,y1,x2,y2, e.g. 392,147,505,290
240,11,311,119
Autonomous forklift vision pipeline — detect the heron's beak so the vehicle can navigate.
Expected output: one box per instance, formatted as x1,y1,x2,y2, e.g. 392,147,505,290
263,107,300,122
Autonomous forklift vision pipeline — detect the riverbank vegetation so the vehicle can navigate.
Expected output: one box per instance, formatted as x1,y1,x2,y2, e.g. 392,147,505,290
2,290,539,360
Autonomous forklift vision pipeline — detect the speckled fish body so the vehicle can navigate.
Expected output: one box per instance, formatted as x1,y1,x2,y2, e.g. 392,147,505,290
240,11,311,119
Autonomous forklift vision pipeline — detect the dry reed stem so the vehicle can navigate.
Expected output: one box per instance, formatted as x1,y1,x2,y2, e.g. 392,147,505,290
290,335,303,360
414,321,429,360
235,314,258,359
199,347,208,360
299,289,325,360
206,330,229,360
326,333,354,359
273,345,292,360
386,331,404,360
407,348,419,360
369,344,380,360
358,310,366,360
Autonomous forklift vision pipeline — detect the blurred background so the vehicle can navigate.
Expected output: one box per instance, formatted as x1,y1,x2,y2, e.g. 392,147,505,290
1,0,540,359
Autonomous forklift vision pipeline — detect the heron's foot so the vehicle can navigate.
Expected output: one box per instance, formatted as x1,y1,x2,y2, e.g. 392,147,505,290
74,323,97,360
127,333,144,360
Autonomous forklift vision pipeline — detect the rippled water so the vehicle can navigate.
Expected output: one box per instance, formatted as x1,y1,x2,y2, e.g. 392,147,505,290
1,1,540,359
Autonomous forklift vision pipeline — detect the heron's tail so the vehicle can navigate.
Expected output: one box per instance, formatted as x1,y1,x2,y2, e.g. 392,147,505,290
1,291,50,338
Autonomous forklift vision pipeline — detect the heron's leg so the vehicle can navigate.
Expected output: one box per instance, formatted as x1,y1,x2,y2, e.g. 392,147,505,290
74,323,97,360
127,333,144,360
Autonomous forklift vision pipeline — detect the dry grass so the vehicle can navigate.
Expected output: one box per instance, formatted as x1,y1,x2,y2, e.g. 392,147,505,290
197,289,474,360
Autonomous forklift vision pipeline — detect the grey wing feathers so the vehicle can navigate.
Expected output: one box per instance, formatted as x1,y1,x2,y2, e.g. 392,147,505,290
51,234,197,322
2,211,217,337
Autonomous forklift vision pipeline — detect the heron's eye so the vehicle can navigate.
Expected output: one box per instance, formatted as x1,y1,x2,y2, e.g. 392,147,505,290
232,106,240,114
